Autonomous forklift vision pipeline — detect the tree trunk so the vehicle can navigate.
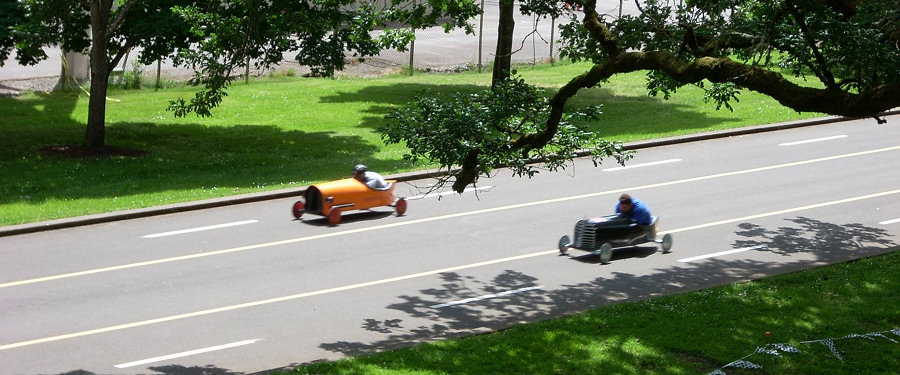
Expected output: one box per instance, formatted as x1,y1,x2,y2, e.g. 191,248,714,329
83,0,112,149
492,0,515,88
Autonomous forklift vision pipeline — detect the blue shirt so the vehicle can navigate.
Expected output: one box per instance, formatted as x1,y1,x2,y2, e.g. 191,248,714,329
615,198,653,225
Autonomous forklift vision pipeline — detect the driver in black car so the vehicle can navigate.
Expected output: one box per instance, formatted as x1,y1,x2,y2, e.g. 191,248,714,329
615,193,653,225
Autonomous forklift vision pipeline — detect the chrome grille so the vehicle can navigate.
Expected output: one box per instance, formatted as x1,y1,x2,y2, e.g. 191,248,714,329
573,220,598,250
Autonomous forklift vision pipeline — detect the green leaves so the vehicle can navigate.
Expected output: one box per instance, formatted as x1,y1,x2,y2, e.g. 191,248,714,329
382,77,632,191
163,0,480,117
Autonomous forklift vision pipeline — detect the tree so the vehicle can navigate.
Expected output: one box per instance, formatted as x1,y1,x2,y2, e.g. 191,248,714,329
491,0,570,87
385,0,900,192
383,76,633,192
0,0,23,62
2,0,480,150
492,0,515,87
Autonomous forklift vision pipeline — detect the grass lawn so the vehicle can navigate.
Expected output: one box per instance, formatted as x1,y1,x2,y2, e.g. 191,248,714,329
0,61,820,226
283,251,899,375
2,61,895,374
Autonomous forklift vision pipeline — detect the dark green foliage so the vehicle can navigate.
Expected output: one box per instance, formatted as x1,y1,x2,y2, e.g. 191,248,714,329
383,76,633,189
1,0,481,146
162,0,479,117
0,0,24,62
558,0,900,110
405,0,900,192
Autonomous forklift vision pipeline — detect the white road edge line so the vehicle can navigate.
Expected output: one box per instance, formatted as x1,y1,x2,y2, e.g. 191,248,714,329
879,218,900,225
3,145,899,290
407,186,493,200
678,246,767,263
778,135,847,146
602,159,682,171
142,220,259,238
430,286,543,309
114,339,259,368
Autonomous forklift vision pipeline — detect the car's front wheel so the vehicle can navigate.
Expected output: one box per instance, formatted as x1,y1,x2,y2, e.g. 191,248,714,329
292,201,305,219
327,208,341,226
558,235,570,255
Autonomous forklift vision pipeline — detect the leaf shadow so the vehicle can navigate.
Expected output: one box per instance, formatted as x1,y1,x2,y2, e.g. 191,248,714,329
317,81,745,141
304,216,896,374
0,90,396,209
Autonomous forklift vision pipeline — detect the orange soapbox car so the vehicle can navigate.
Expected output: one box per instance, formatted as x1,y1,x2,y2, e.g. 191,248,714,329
291,178,407,226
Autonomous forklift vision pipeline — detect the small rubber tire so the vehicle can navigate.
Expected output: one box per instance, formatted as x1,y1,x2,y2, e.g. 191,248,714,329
395,198,407,216
327,208,341,226
661,233,673,253
292,201,305,219
558,235,571,254
599,243,613,264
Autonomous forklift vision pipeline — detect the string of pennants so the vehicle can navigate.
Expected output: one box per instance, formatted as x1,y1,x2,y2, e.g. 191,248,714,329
705,328,900,375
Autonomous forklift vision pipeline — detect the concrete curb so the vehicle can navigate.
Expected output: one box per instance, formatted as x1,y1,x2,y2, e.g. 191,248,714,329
2,111,896,237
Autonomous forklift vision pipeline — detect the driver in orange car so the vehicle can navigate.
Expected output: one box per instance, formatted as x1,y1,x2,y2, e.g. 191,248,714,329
352,164,388,190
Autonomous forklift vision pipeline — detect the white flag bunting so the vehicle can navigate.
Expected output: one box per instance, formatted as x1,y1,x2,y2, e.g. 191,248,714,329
705,328,898,375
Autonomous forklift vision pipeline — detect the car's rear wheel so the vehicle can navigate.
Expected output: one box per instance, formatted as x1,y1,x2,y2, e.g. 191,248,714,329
327,208,341,226
661,233,673,253
292,201,305,219
395,198,407,216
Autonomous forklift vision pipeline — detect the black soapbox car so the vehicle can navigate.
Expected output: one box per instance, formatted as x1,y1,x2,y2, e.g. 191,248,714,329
558,214,672,264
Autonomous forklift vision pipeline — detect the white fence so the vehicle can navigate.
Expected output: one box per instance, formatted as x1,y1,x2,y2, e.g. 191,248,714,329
0,1,639,94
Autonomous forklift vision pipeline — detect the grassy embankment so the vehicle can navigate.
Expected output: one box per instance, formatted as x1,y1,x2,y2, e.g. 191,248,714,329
0,61,819,226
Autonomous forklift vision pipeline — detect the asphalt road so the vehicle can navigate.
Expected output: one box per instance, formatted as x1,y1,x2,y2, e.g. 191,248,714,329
2,115,899,375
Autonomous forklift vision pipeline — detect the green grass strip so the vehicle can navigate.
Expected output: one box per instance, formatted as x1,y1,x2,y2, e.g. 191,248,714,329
0,61,819,225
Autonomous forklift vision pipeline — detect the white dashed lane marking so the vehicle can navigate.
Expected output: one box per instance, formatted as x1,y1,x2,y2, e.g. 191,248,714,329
602,159,682,171
142,220,258,238
778,135,847,146
115,339,259,368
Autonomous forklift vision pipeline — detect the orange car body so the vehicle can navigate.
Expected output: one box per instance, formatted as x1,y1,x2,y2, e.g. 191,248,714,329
305,178,398,215
292,178,406,226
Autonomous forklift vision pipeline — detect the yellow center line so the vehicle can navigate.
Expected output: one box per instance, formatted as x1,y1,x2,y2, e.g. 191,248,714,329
3,145,899,290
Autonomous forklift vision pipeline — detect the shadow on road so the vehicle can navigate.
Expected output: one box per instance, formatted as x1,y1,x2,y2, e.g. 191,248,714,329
54,365,242,375
306,216,896,372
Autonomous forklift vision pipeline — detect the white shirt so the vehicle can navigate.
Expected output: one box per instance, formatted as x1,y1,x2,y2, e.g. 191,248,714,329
362,171,387,189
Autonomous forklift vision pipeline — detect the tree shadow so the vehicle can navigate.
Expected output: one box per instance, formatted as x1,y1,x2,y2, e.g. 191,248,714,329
53,365,242,375
317,82,743,139
307,216,896,373
0,91,397,210
734,217,895,262
148,364,242,375
317,82,485,131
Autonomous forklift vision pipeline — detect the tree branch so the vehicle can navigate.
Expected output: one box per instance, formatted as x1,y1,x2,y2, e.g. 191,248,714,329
108,0,138,35
787,5,839,90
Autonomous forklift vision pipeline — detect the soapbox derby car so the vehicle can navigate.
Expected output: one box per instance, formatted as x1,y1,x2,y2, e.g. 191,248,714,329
292,178,407,226
558,214,672,264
